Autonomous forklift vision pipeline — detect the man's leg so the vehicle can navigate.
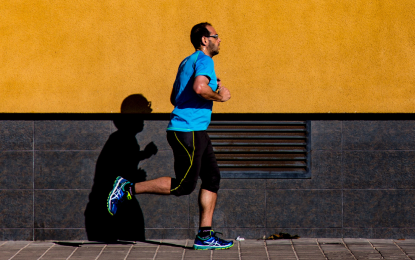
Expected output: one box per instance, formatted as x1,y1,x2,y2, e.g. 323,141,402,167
199,188,217,227
108,131,199,216
134,177,171,195
193,132,233,250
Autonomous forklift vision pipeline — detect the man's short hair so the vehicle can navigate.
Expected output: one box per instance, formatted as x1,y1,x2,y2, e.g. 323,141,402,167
190,22,212,49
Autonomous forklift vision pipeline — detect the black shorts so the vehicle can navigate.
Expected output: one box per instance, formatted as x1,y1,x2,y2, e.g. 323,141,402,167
167,131,221,196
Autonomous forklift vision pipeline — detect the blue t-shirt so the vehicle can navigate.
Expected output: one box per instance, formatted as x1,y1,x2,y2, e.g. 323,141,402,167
167,51,218,132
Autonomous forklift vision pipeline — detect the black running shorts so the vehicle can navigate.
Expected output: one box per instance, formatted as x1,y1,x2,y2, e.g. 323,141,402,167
167,131,221,196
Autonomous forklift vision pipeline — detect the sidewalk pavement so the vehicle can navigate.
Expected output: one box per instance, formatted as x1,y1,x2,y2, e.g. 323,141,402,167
1,238,414,260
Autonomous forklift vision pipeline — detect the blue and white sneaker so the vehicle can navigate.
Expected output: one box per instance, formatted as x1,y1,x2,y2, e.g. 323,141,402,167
107,176,133,216
193,231,234,250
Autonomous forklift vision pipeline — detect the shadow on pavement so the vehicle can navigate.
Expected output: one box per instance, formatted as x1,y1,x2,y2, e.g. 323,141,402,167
54,240,194,250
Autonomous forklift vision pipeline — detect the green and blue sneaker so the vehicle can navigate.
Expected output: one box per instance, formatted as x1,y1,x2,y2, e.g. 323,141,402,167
193,230,234,250
107,176,133,216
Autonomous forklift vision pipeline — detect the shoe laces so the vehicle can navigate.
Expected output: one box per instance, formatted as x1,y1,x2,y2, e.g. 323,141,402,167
110,184,126,202
210,231,227,242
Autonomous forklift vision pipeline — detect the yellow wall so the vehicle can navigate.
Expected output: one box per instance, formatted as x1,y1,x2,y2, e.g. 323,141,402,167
2,0,415,113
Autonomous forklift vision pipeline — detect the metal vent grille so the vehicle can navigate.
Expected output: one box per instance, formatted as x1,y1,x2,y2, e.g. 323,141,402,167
207,121,310,179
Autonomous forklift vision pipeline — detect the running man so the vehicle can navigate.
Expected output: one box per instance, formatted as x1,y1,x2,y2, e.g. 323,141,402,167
107,22,232,250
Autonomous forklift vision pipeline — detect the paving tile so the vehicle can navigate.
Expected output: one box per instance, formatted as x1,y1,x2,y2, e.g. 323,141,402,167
1,239,414,260
0,242,32,260
154,251,183,258
41,246,78,260
7,243,52,260
127,250,157,259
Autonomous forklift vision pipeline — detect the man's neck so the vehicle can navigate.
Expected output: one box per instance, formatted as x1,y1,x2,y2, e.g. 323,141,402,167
197,48,213,58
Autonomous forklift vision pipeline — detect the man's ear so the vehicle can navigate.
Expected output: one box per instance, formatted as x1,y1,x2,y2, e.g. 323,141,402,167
201,36,209,47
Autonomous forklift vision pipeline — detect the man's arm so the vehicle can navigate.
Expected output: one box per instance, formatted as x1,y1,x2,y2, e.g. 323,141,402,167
193,75,231,102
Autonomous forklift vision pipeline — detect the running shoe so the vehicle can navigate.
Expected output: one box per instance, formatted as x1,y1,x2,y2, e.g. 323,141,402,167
107,176,133,216
193,230,234,250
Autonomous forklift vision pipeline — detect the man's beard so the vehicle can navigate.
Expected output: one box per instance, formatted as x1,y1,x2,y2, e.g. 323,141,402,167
208,40,219,56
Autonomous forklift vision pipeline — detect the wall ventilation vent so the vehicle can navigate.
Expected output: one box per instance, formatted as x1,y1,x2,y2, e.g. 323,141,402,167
207,121,310,179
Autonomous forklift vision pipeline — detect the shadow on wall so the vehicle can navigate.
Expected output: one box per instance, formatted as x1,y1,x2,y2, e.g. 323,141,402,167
84,94,157,242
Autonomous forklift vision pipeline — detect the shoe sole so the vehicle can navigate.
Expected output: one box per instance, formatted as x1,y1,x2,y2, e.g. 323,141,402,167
107,176,124,216
193,243,234,250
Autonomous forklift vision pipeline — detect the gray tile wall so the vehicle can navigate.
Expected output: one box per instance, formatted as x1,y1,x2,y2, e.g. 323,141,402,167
0,119,414,241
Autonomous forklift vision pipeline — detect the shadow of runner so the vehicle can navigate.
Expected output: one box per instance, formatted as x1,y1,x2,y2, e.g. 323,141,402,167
54,240,194,249
84,94,156,242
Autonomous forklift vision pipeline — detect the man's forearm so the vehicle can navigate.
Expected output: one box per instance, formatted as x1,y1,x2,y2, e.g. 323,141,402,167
193,75,230,102
197,86,225,102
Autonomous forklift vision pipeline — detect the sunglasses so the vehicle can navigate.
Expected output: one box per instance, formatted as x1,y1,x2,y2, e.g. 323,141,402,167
206,34,219,39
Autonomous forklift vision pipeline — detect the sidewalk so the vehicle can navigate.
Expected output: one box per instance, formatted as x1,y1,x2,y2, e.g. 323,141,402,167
1,238,414,260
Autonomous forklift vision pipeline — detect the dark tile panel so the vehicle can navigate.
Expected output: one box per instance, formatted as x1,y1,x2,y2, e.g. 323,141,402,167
34,229,87,241
1,229,33,241
219,179,266,190
344,190,415,228
137,120,170,151
0,151,33,189
266,228,314,238
0,121,33,151
372,228,415,239
35,121,110,150
266,228,341,238
138,150,175,179
34,151,98,189
34,190,89,228
0,190,33,228
343,228,374,238
313,228,344,238
215,228,267,240
343,121,415,150
266,190,342,228
189,189,266,228
311,121,342,150
267,151,342,189
343,151,415,189
136,194,189,228
144,229,192,240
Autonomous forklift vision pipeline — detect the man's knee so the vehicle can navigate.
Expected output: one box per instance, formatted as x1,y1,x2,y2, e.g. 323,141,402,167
171,181,197,196
200,173,220,193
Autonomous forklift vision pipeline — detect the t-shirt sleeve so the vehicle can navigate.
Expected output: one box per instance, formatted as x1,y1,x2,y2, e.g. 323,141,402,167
194,56,215,82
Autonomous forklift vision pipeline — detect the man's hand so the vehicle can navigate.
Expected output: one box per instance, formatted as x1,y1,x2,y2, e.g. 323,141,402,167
217,86,231,102
193,75,231,102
